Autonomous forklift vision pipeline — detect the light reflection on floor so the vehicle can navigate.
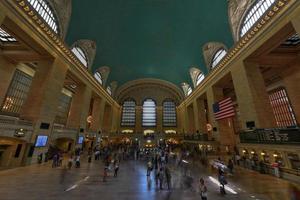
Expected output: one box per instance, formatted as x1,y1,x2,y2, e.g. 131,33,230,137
0,159,299,200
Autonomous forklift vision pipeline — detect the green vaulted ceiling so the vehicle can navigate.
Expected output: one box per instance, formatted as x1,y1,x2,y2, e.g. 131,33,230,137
66,0,234,87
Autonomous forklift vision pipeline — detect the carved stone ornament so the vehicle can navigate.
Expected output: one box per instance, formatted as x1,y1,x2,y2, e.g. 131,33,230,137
189,67,201,88
95,66,110,86
47,0,72,39
228,0,255,42
202,42,227,71
71,40,97,70
181,82,191,97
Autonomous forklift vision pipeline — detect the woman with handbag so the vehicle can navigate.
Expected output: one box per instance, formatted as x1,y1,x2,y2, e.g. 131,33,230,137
199,178,208,200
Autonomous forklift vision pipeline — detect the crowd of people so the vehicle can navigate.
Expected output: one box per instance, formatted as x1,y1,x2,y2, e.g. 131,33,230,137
145,150,172,190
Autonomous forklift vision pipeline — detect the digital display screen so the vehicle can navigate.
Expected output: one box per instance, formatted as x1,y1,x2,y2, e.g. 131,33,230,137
35,135,48,147
78,136,84,144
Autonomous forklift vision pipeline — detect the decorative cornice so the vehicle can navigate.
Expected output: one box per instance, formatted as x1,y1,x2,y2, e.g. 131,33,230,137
184,0,293,103
5,0,293,108
116,78,184,104
212,0,290,73
5,0,118,106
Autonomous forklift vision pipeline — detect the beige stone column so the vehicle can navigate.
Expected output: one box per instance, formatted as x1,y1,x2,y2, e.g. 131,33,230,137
157,106,163,134
176,107,183,133
231,61,276,129
98,99,107,132
90,97,102,131
281,64,300,124
20,58,67,123
183,105,189,134
192,100,200,132
135,106,142,134
187,104,195,134
67,84,92,130
19,58,68,163
197,98,208,134
110,104,121,133
207,86,236,152
292,15,300,37
206,86,223,140
0,56,17,105
102,104,112,133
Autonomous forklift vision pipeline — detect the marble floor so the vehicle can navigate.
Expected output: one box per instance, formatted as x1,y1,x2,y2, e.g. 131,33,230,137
0,158,299,200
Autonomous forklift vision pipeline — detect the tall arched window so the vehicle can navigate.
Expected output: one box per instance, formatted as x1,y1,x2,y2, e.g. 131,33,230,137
240,0,276,37
71,46,88,67
94,72,102,85
163,100,177,127
121,100,136,126
196,73,205,86
27,0,59,34
0,28,16,42
187,86,192,96
211,49,227,69
142,99,156,127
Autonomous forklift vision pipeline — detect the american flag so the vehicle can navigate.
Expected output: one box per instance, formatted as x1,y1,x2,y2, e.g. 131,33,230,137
213,97,235,120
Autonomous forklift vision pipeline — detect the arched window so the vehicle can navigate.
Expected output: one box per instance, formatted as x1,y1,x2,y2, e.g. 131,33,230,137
211,49,227,69
0,28,16,42
94,72,102,85
106,86,112,95
142,99,156,127
71,46,88,67
121,100,136,126
196,73,205,86
240,0,276,37
163,100,177,127
27,0,59,34
187,87,192,96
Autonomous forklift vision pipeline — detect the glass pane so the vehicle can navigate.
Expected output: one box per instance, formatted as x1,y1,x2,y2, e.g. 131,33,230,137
142,99,156,127
27,0,58,33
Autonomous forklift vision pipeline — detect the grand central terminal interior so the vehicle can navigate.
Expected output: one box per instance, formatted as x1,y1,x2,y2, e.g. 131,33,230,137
0,0,300,199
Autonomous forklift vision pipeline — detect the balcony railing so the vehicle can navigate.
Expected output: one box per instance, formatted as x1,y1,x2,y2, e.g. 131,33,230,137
239,127,300,145
183,134,209,141
0,115,33,142
51,124,78,140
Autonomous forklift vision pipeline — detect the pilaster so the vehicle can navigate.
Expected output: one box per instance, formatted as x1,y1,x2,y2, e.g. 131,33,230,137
196,98,208,134
67,84,92,130
231,61,276,129
0,56,16,105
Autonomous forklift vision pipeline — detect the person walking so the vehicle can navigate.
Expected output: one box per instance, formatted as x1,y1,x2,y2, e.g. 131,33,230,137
52,154,58,168
67,155,73,170
165,166,171,190
158,167,164,190
103,166,108,182
114,161,119,177
147,161,153,176
228,159,234,174
218,167,227,195
75,155,80,168
199,178,208,200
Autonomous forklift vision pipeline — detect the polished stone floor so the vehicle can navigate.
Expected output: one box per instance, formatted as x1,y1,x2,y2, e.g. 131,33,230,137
0,158,299,200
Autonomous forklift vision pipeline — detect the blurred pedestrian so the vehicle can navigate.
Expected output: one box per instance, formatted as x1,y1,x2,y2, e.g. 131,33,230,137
199,178,208,200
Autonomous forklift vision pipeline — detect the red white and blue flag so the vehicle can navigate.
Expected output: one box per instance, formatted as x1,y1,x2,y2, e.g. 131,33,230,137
213,97,235,121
